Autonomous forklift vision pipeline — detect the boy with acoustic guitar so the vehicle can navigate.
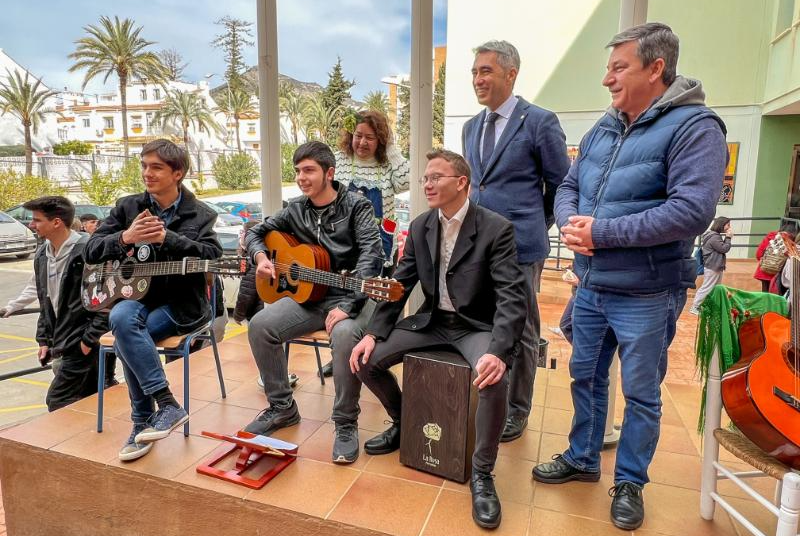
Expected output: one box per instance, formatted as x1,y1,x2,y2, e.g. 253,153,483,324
244,141,383,465
85,139,222,462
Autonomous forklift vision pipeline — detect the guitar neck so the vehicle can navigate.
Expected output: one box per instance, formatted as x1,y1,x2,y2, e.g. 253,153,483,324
793,257,799,349
291,265,365,293
132,259,215,276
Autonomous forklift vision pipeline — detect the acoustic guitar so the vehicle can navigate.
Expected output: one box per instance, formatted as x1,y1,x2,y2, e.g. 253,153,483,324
255,231,404,304
721,246,800,469
82,243,246,312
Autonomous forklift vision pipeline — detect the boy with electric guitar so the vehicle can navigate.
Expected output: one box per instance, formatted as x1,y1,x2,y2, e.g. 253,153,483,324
244,141,388,465
84,139,222,462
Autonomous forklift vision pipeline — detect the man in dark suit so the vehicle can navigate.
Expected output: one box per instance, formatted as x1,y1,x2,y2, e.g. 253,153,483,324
461,40,571,442
350,149,527,530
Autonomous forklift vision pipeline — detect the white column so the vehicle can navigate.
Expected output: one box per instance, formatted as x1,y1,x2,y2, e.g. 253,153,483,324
256,0,283,217
407,0,434,311
604,0,649,447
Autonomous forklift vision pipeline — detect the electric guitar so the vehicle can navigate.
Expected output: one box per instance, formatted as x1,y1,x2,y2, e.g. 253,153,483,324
255,231,404,304
722,242,800,469
82,244,246,312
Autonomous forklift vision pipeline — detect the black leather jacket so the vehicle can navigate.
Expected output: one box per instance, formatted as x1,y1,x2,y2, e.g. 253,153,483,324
246,181,383,316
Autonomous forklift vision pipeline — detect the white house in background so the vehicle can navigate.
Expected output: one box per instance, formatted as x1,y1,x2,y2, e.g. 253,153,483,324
0,48,60,150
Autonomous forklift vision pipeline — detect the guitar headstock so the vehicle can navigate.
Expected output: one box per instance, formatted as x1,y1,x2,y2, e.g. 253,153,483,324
363,277,405,302
210,256,248,276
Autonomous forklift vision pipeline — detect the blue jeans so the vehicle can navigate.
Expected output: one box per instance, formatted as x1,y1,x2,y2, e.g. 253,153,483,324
109,300,180,424
563,287,686,486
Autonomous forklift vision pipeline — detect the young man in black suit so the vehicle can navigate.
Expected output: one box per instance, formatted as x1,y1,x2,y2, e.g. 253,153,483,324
350,149,527,529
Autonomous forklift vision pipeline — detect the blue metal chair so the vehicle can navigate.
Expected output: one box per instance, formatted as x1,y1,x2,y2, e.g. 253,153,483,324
96,280,227,435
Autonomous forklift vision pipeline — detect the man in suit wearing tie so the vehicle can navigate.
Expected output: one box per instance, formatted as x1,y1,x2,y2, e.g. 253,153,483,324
350,149,527,529
462,40,571,442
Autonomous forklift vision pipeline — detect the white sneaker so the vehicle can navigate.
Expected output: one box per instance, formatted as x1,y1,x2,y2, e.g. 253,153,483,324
689,306,699,315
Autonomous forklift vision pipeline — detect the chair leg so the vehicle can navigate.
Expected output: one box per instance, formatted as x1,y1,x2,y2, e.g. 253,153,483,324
776,472,800,536
97,346,107,433
315,344,325,386
182,342,191,437
700,347,723,520
209,332,226,399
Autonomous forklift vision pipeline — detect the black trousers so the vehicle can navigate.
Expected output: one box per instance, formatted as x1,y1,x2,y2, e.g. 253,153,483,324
356,312,508,474
46,349,99,412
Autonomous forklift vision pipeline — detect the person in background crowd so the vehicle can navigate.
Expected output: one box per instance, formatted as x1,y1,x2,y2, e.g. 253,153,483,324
80,213,100,234
689,217,732,314
753,221,797,292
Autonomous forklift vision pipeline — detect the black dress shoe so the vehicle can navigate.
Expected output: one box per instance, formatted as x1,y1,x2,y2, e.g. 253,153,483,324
499,415,527,442
609,482,644,530
470,471,501,529
318,360,333,378
364,422,401,455
532,454,601,484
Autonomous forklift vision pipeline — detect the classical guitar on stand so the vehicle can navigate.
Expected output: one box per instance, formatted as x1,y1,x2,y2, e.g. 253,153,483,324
722,240,800,469
255,231,404,304
82,244,246,312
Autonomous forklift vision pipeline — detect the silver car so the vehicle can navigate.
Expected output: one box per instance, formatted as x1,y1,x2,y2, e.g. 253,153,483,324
0,211,38,259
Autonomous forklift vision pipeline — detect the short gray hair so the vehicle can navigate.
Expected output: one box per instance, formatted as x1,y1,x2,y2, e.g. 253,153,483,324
607,22,679,85
474,40,520,72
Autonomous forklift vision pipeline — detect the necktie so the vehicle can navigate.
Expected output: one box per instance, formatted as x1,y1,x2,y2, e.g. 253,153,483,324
481,112,500,173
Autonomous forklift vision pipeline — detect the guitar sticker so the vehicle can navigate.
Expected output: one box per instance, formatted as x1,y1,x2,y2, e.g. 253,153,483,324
121,285,133,298
87,272,97,283
106,277,116,295
137,245,151,262
137,280,147,293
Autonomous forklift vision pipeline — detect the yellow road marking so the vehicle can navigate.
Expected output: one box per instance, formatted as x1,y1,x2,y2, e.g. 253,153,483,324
0,350,40,365
0,333,36,343
0,346,38,354
0,404,46,413
225,324,248,339
11,378,49,387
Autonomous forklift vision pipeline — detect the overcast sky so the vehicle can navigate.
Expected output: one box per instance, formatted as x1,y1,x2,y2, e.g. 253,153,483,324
1,0,447,99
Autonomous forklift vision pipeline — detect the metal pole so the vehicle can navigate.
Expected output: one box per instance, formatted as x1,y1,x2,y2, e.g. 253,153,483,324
256,0,282,217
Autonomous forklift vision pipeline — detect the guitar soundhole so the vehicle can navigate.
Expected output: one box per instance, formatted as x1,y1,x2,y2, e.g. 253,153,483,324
289,263,301,280
119,260,136,284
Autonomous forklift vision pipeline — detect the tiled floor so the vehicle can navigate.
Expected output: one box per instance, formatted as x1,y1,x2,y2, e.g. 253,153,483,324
0,301,781,535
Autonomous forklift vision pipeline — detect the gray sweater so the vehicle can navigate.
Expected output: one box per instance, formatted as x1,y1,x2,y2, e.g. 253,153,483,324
701,231,731,272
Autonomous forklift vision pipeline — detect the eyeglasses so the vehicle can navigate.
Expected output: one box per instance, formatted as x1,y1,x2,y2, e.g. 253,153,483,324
417,174,461,185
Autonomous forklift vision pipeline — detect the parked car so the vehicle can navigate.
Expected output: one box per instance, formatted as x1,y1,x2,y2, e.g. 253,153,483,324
202,201,245,231
98,206,114,218
216,201,263,223
216,227,244,309
0,211,38,259
5,203,103,227
395,193,410,260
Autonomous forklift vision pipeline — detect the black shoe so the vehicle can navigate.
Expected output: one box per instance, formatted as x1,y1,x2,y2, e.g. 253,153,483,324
499,415,527,442
532,454,601,484
104,377,119,389
318,360,333,378
470,471,501,529
609,482,644,530
332,423,359,464
364,421,401,455
243,401,301,436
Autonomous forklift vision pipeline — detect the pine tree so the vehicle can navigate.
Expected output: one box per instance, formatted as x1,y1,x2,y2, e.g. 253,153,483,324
211,17,254,93
396,82,410,158
321,57,355,134
432,62,446,148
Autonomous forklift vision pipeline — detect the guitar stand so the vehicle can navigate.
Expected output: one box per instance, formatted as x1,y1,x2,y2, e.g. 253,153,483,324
197,430,298,489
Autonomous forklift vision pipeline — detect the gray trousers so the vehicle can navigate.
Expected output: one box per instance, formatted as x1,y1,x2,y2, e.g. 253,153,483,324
507,261,543,419
356,314,508,474
691,268,723,309
248,296,374,425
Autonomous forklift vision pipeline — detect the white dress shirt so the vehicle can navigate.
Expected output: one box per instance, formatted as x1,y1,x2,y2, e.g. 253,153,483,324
437,198,470,311
479,94,519,161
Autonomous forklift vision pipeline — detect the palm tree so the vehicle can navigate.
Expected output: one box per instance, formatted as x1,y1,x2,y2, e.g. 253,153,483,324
0,70,57,175
279,82,308,145
363,90,389,116
68,16,167,157
304,92,342,145
215,87,256,153
152,90,221,170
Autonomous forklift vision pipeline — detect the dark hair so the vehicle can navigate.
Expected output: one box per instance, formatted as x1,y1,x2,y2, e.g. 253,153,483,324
79,213,99,222
338,111,392,165
243,220,259,232
780,220,798,235
607,22,679,86
141,139,189,181
23,196,75,227
709,216,730,234
426,149,471,181
293,141,336,174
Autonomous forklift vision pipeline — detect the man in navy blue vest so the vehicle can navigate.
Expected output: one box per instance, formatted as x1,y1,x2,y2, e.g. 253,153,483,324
461,41,570,443
532,23,727,530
